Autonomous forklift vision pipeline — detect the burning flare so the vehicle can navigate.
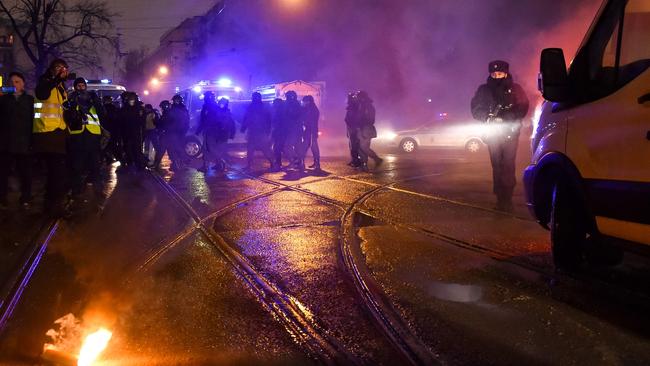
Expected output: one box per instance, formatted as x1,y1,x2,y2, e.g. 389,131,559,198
77,328,112,366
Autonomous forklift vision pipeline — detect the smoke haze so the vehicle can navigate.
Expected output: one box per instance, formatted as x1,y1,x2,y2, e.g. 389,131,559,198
190,0,601,129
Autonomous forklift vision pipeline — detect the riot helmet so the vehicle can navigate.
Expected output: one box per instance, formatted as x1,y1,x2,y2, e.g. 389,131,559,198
251,92,262,103
172,94,184,105
218,97,230,109
203,91,216,104
285,90,297,101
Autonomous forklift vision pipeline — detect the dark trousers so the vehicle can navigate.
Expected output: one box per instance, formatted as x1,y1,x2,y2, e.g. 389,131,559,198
40,153,67,212
348,128,361,163
302,124,320,163
154,132,183,168
272,133,287,166
124,130,144,169
487,135,519,204
0,153,33,203
144,130,160,165
68,132,101,195
358,126,379,164
246,134,274,166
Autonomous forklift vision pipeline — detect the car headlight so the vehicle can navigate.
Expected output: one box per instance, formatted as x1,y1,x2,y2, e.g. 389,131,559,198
379,131,398,140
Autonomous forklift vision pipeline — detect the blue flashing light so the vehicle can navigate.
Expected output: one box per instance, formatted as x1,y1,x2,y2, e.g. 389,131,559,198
217,78,232,87
100,79,111,84
193,85,202,93
217,95,230,100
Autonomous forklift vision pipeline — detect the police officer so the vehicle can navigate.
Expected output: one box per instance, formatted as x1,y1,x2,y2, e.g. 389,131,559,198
156,94,189,171
101,95,120,164
471,60,529,212
271,98,286,169
152,100,170,170
283,91,304,170
354,91,382,171
344,92,361,167
67,77,104,197
196,93,234,173
120,92,145,171
33,59,70,216
301,95,321,170
241,92,275,170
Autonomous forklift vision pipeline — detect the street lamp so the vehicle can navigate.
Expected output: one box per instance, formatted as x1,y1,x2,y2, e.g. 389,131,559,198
150,78,160,87
158,66,169,75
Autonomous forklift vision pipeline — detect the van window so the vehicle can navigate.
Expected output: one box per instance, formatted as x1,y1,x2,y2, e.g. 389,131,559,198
572,0,650,102
618,0,650,70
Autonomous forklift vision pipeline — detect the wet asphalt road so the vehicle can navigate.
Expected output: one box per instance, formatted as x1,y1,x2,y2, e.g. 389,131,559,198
0,147,649,365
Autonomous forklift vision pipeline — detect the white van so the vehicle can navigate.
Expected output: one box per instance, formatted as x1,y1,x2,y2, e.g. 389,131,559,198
524,0,650,269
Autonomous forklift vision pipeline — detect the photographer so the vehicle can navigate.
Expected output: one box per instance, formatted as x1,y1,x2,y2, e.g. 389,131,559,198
471,60,529,212
33,58,71,216
66,77,104,199
0,72,34,208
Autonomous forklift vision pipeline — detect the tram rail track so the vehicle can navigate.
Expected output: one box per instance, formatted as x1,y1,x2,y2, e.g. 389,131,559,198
0,219,59,335
143,163,649,365
149,171,359,365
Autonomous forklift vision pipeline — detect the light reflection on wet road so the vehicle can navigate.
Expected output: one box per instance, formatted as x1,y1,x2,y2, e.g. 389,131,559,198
0,151,648,365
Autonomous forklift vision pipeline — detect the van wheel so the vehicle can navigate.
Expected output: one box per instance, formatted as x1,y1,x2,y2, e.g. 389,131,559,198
550,181,586,270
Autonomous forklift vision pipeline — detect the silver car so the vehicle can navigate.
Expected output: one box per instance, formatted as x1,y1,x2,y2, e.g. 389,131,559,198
378,120,486,154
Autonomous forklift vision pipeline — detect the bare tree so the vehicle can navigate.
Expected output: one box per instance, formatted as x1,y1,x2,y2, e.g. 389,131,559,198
120,45,147,86
0,0,116,78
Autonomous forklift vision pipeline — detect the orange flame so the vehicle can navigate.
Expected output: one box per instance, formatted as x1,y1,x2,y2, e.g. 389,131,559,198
77,328,112,366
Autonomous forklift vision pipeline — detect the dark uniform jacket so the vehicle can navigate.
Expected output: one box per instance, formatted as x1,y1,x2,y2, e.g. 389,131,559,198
283,99,302,129
0,92,34,154
166,104,190,135
242,101,272,138
470,76,529,123
301,104,320,134
196,102,235,142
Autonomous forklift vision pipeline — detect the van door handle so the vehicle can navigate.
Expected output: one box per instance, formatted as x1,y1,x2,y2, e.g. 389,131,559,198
639,93,650,104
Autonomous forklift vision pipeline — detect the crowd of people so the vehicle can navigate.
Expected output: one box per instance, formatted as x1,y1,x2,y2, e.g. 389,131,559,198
0,58,387,217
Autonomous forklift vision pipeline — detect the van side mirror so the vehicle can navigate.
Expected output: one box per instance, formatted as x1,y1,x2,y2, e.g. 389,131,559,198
539,48,569,102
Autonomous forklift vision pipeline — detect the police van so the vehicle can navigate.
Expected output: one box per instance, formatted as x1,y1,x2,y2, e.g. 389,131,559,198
525,0,650,269
81,79,126,103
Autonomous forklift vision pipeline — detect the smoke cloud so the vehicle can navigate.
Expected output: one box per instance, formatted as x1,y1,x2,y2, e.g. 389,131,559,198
193,0,601,129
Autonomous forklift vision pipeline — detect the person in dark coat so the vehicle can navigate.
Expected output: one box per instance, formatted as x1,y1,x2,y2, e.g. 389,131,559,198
120,92,145,171
271,98,286,169
33,59,70,216
196,93,235,173
241,92,275,170
354,91,382,171
301,95,321,170
283,91,304,170
0,72,34,208
471,60,529,212
154,94,189,171
101,95,121,164
344,92,362,167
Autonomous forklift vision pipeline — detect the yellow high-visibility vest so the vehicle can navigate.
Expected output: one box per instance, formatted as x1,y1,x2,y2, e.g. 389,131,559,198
69,105,101,135
33,86,67,133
